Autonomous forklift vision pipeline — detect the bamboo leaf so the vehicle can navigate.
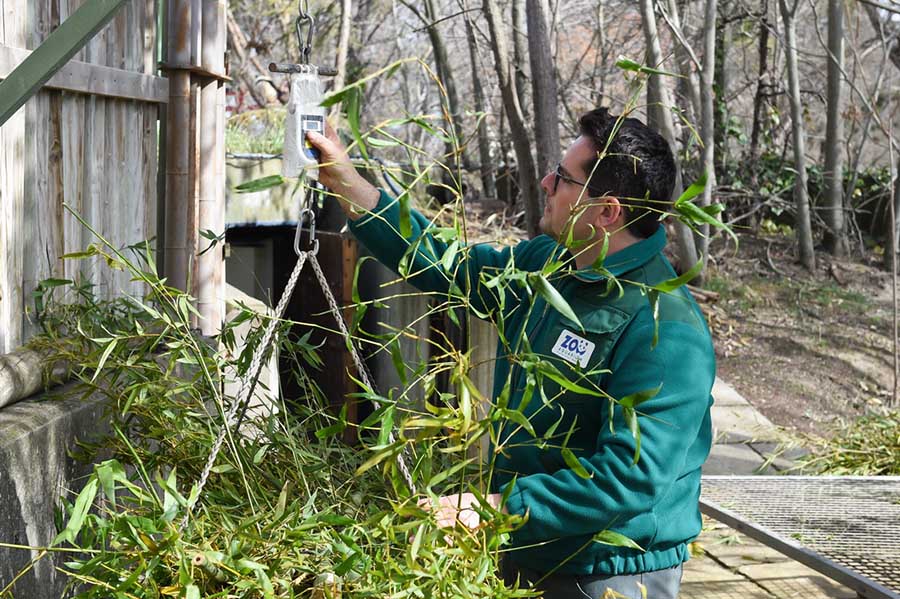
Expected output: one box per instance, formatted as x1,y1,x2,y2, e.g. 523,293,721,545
623,406,642,465
593,529,644,551
502,408,536,437
399,193,412,238
441,240,459,273
234,174,285,193
561,448,592,479
345,87,368,160
528,274,582,330
53,478,98,546
91,338,118,383
675,171,708,206
615,56,679,77
647,289,660,349
618,384,662,409
652,259,704,293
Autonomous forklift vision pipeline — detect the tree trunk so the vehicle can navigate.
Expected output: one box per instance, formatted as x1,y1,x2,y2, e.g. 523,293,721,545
526,0,560,178
401,0,471,170
226,11,281,107
888,152,900,272
698,0,718,263
780,0,816,271
463,3,497,201
713,0,730,174
823,0,846,256
640,0,699,274
483,0,543,236
664,0,702,125
512,0,531,120
748,9,770,179
332,0,352,94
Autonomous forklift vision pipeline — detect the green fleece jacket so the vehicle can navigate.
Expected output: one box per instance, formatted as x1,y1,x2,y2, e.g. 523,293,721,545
348,190,715,577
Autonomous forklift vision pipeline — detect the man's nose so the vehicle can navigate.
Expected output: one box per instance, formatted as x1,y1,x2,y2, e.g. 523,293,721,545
540,171,554,195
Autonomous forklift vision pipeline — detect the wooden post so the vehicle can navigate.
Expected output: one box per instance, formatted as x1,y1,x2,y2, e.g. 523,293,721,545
164,0,192,293
0,347,68,410
196,0,226,335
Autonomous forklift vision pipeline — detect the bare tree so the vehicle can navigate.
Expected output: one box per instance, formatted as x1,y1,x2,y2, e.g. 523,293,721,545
400,0,471,169
226,10,282,107
698,0,718,264
640,0,700,274
512,0,531,120
526,0,561,178
483,0,543,236
862,4,900,270
747,3,770,192
332,0,353,94
779,0,816,271
660,0,701,127
823,0,847,256
462,0,497,201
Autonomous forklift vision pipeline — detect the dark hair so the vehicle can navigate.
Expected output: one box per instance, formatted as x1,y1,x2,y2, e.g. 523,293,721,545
577,107,676,238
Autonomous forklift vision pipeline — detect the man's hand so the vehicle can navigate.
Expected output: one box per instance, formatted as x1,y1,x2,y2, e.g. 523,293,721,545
306,126,380,219
417,493,504,530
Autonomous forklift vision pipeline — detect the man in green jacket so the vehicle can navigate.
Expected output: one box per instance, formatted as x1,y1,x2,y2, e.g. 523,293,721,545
308,107,715,599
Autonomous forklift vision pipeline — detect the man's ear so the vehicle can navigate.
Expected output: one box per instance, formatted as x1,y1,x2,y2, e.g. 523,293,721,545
593,195,622,229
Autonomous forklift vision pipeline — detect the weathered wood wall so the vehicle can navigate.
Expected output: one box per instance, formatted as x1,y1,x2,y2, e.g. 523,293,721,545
0,0,163,352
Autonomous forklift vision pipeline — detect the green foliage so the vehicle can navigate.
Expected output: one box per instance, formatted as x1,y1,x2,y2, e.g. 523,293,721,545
226,108,287,155
800,411,900,475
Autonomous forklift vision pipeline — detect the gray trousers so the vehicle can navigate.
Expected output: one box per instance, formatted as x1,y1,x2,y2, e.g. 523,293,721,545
501,560,683,599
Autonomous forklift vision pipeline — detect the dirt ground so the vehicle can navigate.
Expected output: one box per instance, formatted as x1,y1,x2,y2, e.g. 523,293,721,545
697,232,897,438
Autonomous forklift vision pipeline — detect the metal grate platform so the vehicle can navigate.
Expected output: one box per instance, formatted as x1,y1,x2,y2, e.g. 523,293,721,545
700,476,900,599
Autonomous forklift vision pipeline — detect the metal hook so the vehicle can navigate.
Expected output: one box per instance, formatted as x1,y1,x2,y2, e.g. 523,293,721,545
294,13,315,64
294,207,319,255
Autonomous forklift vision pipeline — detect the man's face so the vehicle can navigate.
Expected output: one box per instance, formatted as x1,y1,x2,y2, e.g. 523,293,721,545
538,136,604,242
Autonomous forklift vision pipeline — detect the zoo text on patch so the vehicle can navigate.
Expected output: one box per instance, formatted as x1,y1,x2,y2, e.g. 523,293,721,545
551,330,595,368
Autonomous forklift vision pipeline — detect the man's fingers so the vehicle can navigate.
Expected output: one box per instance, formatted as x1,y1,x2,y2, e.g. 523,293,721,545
305,130,336,157
324,121,340,144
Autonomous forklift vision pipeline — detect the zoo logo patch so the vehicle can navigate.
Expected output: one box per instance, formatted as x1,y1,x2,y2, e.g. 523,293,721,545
551,330,595,368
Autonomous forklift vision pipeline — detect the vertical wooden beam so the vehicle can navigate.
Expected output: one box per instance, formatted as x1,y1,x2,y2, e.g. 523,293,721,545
164,0,192,292
196,0,225,335
0,0,28,352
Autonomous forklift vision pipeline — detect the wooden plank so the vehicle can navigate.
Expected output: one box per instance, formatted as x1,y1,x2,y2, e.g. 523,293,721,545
0,44,168,103
125,100,143,296
0,0,129,125
102,98,121,298
82,94,106,297
61,91,86,283
0,0,26,351
141,0,155,75
22,90,54,340
141,103,158,274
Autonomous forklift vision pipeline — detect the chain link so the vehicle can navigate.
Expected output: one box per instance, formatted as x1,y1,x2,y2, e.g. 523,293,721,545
181,223,418,531
179,251,309,532
309,253,417,495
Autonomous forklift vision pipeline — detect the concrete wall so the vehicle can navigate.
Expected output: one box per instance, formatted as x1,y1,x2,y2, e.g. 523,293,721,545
0,386,108,598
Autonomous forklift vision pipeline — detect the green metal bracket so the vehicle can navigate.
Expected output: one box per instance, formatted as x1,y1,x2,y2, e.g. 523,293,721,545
0,0,129,126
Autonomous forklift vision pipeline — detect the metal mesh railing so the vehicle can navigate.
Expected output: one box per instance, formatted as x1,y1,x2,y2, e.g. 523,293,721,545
700,476,900,599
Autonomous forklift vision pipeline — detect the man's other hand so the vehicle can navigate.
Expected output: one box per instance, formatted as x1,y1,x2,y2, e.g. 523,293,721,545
417,492,504,530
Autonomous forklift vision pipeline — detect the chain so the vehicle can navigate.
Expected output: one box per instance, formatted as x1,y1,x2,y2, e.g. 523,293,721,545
181,186,417,531
179,250,309,532
309,253,417,495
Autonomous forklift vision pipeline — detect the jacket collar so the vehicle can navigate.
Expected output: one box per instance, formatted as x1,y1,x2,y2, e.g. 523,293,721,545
570,225,667,282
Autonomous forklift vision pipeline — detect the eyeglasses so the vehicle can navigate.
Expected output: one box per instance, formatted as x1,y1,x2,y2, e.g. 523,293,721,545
552,163,590,194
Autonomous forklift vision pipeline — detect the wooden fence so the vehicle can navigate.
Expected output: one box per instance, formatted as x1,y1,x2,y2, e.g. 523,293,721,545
0,0,166,352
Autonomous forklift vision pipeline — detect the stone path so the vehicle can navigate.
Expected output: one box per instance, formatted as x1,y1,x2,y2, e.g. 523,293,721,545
680,379,857,599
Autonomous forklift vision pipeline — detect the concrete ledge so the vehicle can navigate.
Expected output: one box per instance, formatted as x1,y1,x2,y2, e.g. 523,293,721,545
0,385,109,596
